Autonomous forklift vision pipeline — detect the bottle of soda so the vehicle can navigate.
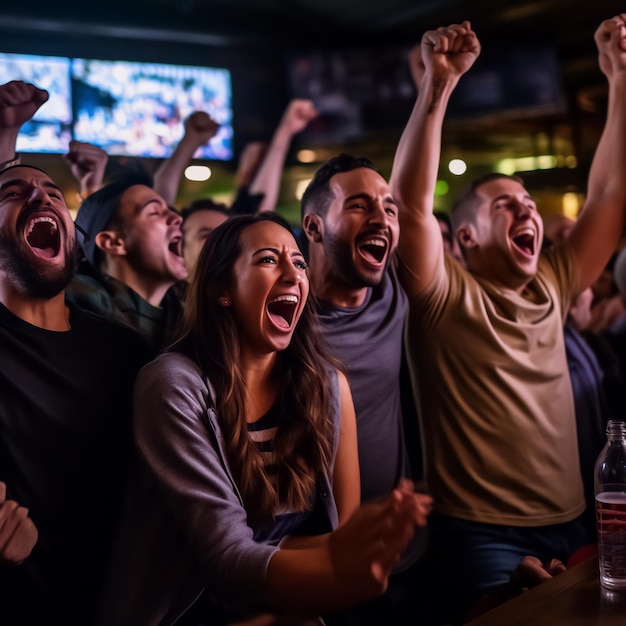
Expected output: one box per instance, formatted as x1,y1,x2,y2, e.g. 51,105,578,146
595,419,626,590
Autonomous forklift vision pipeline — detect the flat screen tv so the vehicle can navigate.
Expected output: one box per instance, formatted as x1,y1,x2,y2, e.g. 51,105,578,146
0,52,73,154
287,41,565,144
71,58,233,160
445,43,566,121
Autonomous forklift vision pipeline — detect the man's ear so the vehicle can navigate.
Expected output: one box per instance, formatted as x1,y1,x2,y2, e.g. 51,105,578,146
94,230,127,257
457,224,477,251
303,213,323,243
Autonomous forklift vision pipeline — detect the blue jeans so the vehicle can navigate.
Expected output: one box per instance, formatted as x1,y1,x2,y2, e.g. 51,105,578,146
426,512,592,625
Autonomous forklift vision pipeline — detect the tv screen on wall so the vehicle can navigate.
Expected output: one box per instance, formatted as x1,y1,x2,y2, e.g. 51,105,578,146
71,58,233,160
0,52,73,154
445,43,566,120
287,41,565,145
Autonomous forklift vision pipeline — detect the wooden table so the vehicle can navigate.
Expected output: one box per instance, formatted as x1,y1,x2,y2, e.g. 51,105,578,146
465,557,626,626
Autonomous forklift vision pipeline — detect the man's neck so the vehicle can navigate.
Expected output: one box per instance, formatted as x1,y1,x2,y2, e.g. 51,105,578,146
310,272,369,308
466,255,534,296
470,267,533,296
308,247,369,307
0,285,70,331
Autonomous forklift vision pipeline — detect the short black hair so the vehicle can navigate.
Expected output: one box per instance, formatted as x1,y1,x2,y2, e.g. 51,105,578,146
180,197,230,223
300,153,379,221
450,172,524,234
0,163,49,176
75,168,153,269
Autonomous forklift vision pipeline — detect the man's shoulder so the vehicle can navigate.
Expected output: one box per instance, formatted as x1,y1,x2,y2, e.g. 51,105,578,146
66,272,116,309
69,303,152,357
68,271,107,290
537,242,579,299
67,273,144,328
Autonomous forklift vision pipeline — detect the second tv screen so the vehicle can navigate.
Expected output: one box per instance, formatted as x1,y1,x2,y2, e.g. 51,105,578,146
71,58,233,160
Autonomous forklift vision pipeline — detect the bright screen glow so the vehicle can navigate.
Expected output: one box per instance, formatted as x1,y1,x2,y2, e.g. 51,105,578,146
71,58,233,160
0,53,73,154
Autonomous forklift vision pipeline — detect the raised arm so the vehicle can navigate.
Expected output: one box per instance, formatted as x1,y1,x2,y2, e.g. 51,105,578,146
390,22,480,296
0,80,48,167
568,14,626,291
248,99,318,213
64,140,109,198
153,110,219,205
235,142,269,189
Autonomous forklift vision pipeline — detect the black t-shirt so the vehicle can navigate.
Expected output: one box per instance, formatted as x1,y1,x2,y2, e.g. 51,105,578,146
0,301,151,625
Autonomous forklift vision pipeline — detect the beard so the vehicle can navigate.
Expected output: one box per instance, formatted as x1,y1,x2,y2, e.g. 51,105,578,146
0,233,78,299
323,230,386,289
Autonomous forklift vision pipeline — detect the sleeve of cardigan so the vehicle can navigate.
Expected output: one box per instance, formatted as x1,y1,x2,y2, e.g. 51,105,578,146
132,352,279,602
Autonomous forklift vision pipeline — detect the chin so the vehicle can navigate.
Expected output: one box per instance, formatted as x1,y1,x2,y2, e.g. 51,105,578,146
168,266,189,282
359,271,385,288
522,262,539,277
268,334,295,353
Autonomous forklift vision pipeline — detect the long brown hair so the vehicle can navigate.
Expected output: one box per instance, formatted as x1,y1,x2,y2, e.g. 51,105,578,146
173,212,337,525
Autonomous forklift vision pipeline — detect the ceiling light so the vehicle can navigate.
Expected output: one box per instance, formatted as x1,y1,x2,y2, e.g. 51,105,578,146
297,149,317,163
185,165,211,181
562,193,579,220
448,159,467,175
435,180,449,196
295,178,312,200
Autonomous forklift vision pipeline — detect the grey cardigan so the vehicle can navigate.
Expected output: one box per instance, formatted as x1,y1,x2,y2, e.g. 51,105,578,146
96,352,341,626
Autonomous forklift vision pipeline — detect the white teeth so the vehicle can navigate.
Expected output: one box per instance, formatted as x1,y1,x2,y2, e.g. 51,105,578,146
361,237,386,247
269,295,298,304
514,228,534,237
27,216,57,235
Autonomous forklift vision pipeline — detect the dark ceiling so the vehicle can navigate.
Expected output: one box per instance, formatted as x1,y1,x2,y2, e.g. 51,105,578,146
0,0,622,210
0,0,618,49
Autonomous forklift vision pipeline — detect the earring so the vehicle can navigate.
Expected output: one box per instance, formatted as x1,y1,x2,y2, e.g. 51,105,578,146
221,298,230,306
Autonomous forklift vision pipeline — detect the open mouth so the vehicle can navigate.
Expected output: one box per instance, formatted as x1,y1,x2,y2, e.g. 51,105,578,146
511,229,535,256
357,236,388,264
25,216,60,259
267,294,299,330
168,235,183,258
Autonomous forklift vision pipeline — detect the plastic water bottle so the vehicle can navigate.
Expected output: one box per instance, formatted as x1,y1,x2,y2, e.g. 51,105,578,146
595,419,626,590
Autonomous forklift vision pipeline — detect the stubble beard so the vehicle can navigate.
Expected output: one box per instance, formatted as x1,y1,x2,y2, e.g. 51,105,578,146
323,230,385,290
0,234,78,298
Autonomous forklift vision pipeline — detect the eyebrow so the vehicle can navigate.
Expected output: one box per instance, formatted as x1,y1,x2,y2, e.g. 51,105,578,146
252,247,305,259
136,198,165,216
0,178,64,194
344,192,397,206
492,192,534,204
190,226,216,239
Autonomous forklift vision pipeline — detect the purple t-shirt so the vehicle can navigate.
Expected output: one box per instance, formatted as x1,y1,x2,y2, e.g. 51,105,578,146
316,265,409,502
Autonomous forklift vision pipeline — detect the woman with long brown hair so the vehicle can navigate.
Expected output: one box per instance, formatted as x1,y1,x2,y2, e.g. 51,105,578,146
98,212,430,626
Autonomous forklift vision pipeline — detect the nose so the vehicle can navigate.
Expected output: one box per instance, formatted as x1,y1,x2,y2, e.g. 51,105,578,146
514,199,532,218
368,201,390,228
28,185,53,205
279,257,301,284
167,208,183,227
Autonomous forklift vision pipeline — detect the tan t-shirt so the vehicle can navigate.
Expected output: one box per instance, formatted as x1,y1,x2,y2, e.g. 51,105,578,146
406,244,586,526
